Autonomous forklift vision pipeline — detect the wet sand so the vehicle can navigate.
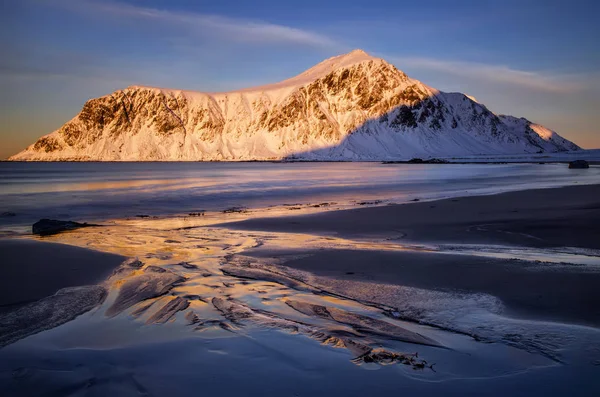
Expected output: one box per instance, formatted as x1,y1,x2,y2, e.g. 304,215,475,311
221,184,600,249
0,184,599,395
0,239,125,313
251,249,600,327
222,184,600,327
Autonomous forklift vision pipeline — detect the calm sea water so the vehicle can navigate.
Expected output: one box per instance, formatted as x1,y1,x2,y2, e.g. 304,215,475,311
1,162,599,230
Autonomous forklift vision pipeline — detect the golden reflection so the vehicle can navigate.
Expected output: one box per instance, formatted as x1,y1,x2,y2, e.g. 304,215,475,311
22,202,458,368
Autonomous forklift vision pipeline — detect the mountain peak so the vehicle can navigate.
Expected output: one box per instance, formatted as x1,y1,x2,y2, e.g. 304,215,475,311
310,48,379,71
128,50,387,96
346,48,370,57
232,49,383,94
10,50,580,161
269,49,382,89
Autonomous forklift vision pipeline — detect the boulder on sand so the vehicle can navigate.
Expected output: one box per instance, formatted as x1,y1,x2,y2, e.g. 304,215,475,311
32,219,96,236
568,160,589,169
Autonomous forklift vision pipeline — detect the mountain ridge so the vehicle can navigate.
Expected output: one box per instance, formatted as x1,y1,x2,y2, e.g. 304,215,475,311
10,50,580,161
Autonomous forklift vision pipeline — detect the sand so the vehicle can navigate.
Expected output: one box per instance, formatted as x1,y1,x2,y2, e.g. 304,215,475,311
1,185,599,395
220,184,600,327
263,249,600,327
221,184,600,249
0,239,125,313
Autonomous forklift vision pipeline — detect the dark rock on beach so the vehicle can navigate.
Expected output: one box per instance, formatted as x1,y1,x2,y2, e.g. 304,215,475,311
568,160,589,169
32,219,96,236
383,158,449,164
222,207,248,214
357,200,382,206
188,212,205,217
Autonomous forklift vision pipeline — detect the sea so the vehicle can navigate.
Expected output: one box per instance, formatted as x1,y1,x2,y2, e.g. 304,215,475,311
2,161,599,232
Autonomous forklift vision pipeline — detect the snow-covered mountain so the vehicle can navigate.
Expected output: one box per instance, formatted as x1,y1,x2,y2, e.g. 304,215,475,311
10,50,580,161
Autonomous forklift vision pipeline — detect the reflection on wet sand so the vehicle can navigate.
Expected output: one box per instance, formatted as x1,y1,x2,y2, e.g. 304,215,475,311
5,194,600,397
11,209,449,369
3,163,600,396
12,201,595,377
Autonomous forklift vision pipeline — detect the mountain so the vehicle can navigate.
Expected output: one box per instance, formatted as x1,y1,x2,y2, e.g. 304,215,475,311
10,50,580,161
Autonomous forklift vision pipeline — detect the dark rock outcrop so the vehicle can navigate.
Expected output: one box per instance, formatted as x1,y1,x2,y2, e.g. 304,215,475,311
32,219,97,236
383,158,449,164
568,160,589,169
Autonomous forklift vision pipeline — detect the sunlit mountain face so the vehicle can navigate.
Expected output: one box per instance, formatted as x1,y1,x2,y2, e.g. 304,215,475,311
10,50,579,162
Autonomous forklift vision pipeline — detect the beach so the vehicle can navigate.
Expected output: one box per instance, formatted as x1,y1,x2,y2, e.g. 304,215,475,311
0,239,125,313
222,183,600,249
221,184,600,327
0,162,599,396
252,248,600,327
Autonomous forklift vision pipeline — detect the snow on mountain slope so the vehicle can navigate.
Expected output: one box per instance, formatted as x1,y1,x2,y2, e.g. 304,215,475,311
10,50,580,161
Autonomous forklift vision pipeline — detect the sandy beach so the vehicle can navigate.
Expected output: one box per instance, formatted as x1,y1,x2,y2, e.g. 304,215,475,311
0,166,599,396
222,184,600,249
0,239,125,313
248,249,600,327
221,184,600,327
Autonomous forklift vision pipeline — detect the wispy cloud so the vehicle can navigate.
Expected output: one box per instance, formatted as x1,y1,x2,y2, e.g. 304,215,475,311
44,0,337,48
388,56,586,94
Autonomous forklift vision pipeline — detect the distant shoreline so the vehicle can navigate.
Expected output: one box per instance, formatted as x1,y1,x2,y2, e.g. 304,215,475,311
2,159,599,164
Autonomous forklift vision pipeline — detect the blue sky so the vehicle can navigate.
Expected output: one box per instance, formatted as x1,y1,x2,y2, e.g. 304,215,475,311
2,0,599,158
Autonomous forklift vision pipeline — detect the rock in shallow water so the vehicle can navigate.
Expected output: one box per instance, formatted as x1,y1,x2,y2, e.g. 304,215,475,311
32,219,96,236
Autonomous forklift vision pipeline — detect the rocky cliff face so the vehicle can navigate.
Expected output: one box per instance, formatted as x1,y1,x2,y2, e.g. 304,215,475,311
10,50,580,161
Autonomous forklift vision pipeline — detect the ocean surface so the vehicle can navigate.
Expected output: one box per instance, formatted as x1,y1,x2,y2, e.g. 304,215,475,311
2,161,599,232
